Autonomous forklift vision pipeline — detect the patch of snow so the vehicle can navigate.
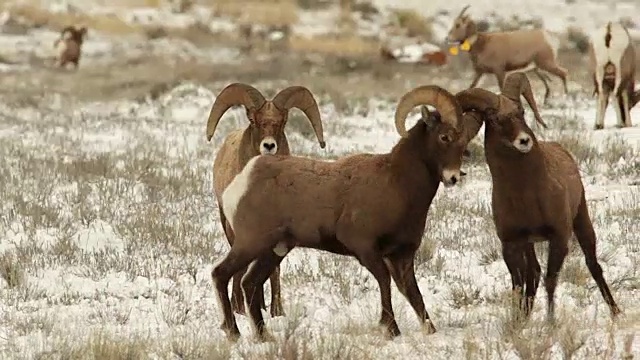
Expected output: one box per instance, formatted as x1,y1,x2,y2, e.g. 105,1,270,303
72,220,124,253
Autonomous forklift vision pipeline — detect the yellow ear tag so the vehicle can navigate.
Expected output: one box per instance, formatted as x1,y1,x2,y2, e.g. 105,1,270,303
460,40,471,51
449,46,459,55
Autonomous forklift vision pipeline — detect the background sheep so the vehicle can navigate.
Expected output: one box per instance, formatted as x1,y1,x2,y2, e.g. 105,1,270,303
206,83,326,318
588,21,639,129
212,85,483,341
446,5,568,104
455,72,621,323
53,25,87,69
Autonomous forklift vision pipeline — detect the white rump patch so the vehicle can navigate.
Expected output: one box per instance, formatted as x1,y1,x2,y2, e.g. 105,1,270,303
590,23,630,91
513,131,533,153
221,155,261,232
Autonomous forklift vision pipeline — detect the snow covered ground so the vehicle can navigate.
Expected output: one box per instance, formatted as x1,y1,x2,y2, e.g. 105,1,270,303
0,0,639,359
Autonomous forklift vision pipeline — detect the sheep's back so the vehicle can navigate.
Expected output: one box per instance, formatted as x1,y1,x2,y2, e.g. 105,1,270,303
238,153,409,243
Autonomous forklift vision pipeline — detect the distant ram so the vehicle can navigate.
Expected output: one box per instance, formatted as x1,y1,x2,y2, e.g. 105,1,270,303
446,5,568,104
588,21,640,129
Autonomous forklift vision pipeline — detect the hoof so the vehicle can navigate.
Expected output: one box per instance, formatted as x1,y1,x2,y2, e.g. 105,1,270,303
231,301,246,316
594,124,604,130
385,324,401,339
221,324,241,342
422,320,437,335
611,305,622,318
257,330,276,343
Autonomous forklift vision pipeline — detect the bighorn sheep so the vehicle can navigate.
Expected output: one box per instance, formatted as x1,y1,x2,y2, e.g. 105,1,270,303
206,83,326,319
211,85,483,341
53,25,87,69
455,72,621,323
446,5,568,104
588,21,640,130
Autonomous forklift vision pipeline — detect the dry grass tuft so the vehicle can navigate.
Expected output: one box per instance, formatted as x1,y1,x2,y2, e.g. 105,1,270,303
391,9,433,39
214,0,298,26
289,34,378,57
0,251,25,288
8,4,143,35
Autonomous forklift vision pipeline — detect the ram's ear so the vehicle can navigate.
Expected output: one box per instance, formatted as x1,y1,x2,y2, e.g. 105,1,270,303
420,105,429,119
421,105,442,129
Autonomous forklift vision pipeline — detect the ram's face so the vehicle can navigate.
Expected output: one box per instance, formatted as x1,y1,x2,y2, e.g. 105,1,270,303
247,103,286,155
487,99,535,154
422,107,466,188
447,16,471,44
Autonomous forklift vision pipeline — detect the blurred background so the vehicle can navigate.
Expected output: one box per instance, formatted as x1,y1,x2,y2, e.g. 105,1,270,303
0,0,637,109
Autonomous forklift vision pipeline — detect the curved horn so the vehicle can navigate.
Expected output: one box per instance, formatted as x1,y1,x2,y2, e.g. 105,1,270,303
461,112,484,144
394,85,461,138
455,87,500,113
206,83,266,142
502,72,548,129
272,86,326,148
458,5,470,18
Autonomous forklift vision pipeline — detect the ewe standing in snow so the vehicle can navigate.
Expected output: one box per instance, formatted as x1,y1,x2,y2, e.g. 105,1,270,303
211,85,483,341
446,5,568,105
206,83,326,318
455,72,621,324
588,21,640,130
53,25,87,70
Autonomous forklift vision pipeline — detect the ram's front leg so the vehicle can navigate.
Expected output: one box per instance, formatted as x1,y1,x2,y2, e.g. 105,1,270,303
468,70,484,88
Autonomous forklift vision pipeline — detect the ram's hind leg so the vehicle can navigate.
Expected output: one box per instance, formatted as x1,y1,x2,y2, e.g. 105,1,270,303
269,266,285,317
596,91,610,130
532,69,552,105
538,61,569,96
242,251,287,342
385,249,435,334
621,89,632,128
219,206,249,315
354,246,399,338
211,246,258,340
572,197,621,318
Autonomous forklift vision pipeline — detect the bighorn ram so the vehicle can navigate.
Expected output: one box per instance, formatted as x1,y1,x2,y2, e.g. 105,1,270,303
455,73,621,323
211,85,483,341
588,21,640,130
206,83,326,318
447,5,568,104
53,25,87,69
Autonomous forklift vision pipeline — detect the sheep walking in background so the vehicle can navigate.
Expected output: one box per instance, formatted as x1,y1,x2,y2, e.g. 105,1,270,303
53,25,87,69
211,85,484,341
455,73,621,323
446,5,568,105
588,21,640,130
206,83,326,318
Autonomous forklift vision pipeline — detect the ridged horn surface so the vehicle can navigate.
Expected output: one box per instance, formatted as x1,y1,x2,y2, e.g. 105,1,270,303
272,86,326,148
502,72,547,128
394,85,461,138
205,83,266,142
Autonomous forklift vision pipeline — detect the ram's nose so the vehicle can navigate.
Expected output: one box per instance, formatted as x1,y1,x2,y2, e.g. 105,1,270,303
260,136,278,155
442,168,461,188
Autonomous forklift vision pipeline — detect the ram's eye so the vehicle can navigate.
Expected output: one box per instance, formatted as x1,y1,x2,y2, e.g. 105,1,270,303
439,134,451,143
